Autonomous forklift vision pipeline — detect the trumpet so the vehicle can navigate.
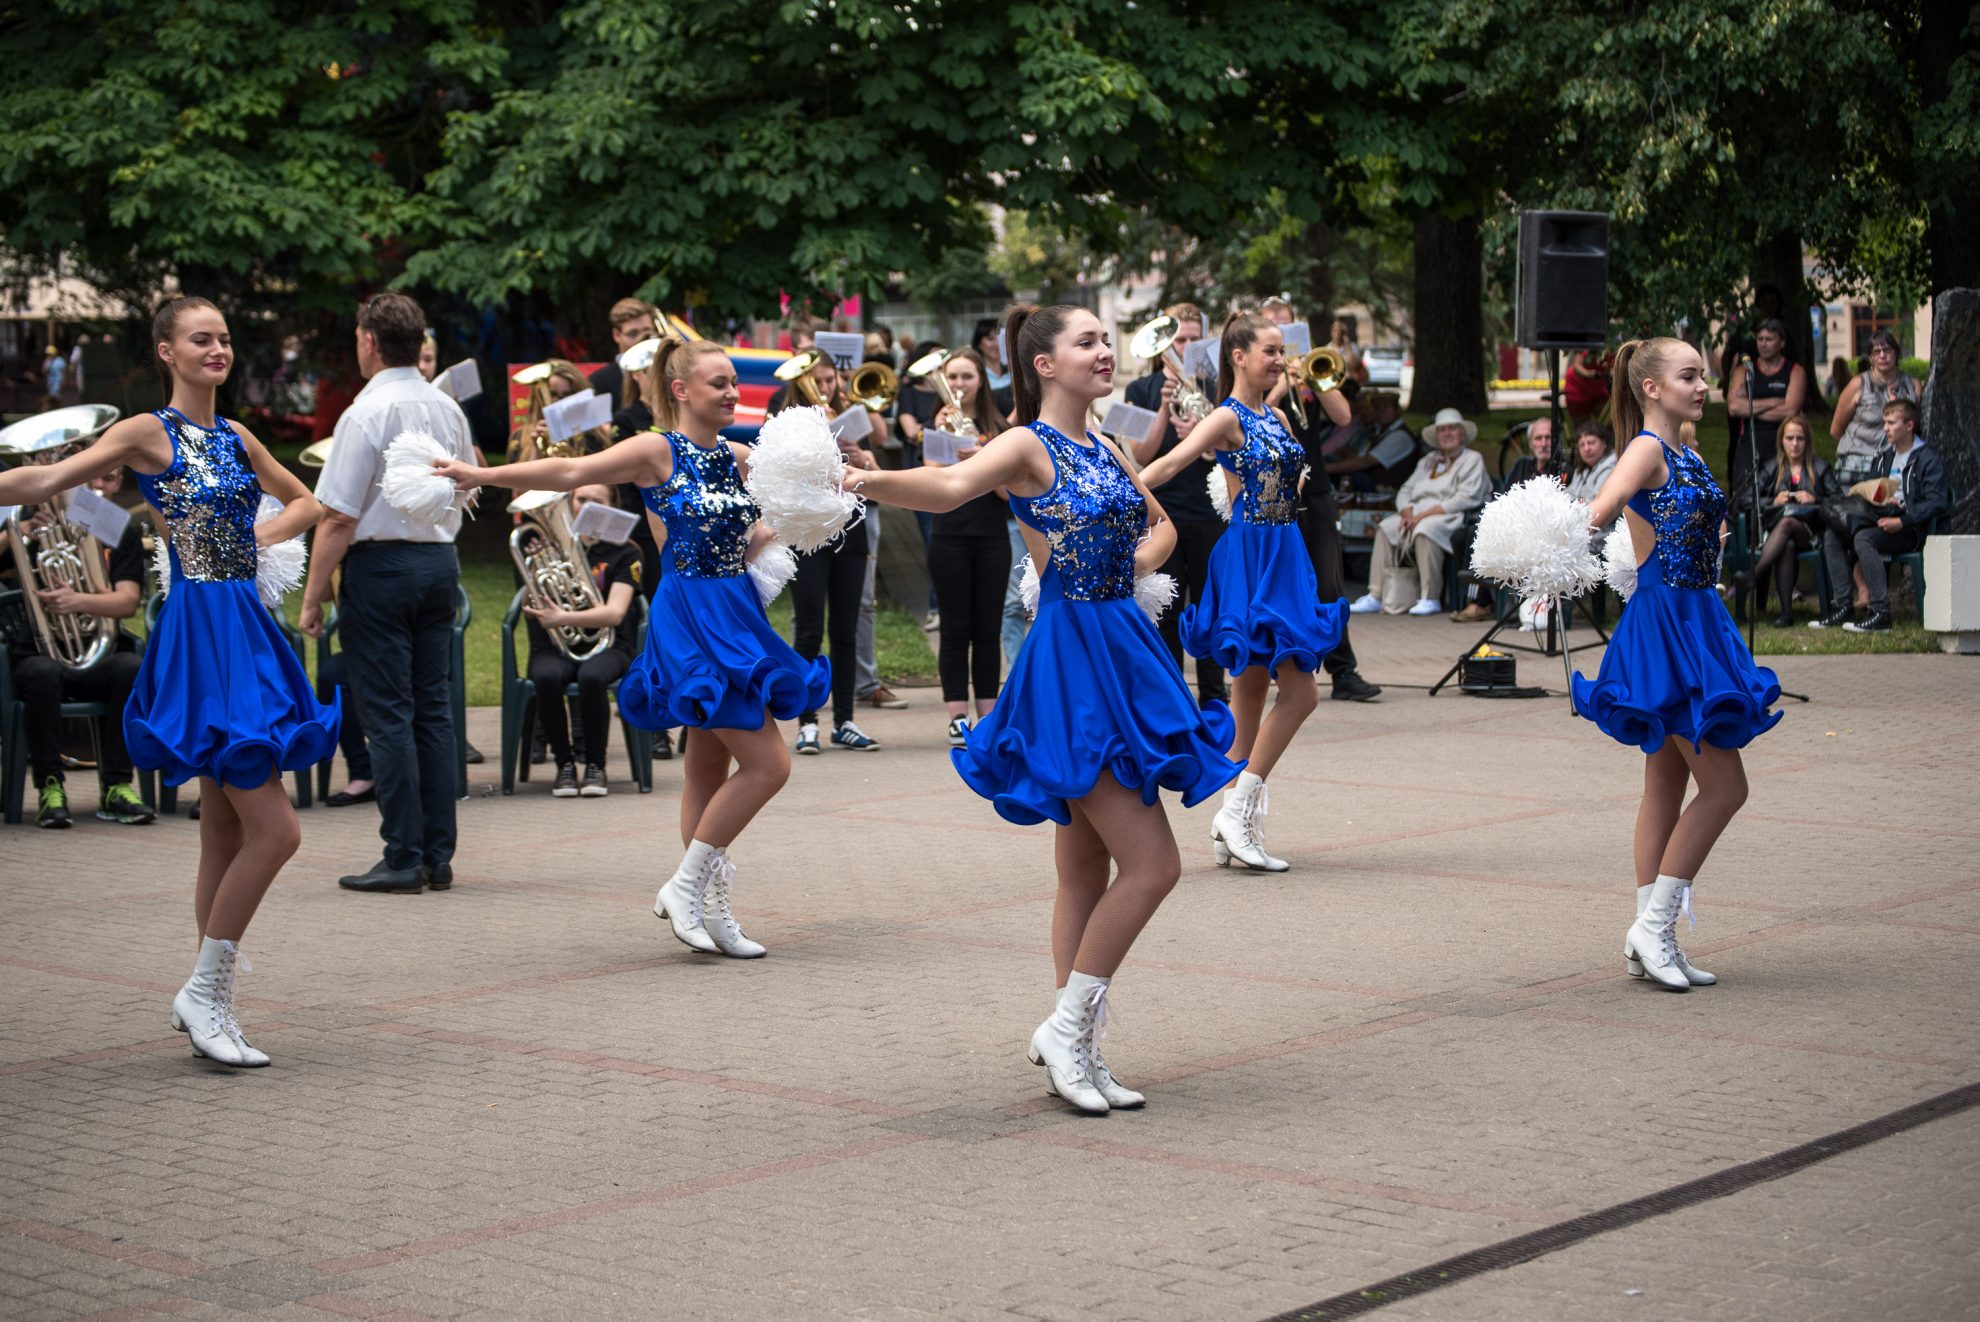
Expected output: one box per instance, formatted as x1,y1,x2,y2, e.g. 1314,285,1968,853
507,489,612,660
1280,346,1349,429
1128,315,1214,424
904,349,977,439
0,404,122,671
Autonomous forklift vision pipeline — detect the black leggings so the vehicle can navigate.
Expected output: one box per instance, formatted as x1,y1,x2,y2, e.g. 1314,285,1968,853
1751,517,1816,616
793,521,866,726
528,647,630,767
929,532,1010,704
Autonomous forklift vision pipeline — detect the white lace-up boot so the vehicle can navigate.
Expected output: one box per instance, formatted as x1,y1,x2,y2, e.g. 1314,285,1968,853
1210,771,1289,872
1026,972,1110,1114
170,937,269,1067
701,852,766,959
1626,882,1717,986
1082,986,1145,1109
1623,874,1692,991
654,840,720,953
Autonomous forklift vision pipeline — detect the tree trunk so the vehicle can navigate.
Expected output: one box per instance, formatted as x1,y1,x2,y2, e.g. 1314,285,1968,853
1754,231,1816,372
1409,208,1487,414
1920,0,1980,291
1299,221,1338,330
1922,288,1980,536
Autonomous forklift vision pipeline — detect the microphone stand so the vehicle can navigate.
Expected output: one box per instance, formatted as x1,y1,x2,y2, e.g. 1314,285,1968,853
1738,352,1811,703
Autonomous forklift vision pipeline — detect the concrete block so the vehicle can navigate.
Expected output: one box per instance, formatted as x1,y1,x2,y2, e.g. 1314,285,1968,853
1923,534,1980,653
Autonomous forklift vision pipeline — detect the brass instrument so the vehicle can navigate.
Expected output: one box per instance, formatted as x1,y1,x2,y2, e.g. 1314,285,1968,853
515,360,557,450
299,438,334,468
904,349,977,439
0,404,122,671
507,488,612,660
773,348,831,410
1128,315,1213,424
1281,346,1349,429
845,361,898,414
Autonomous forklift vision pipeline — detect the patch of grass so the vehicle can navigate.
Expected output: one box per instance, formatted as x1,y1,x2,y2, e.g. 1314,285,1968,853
1750,616,1938,655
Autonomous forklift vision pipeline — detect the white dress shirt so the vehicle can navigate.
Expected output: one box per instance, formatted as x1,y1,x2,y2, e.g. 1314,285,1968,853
315,367,475,542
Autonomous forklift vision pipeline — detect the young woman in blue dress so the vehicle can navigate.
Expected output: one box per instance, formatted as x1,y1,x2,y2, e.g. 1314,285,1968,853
0,296,338,1067
1137,312,1351,873
1573,337,1782,991
839,304,1243,1114
433,338,829,960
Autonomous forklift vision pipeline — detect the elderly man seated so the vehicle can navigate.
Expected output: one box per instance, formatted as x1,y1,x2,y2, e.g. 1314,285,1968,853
1350,407,1493,617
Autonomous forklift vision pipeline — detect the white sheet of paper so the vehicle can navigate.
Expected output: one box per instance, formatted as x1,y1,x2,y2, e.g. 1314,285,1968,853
1099,402,1162,445
569,500,639,545
921,428,972,466
0,505,17,531
438,358,483,403
829,406,873,444
1281,322,1313,357
65,487,131,547
1370,428,1418,469
544,389,612,442
813,332,866,375
1183,336,1220,382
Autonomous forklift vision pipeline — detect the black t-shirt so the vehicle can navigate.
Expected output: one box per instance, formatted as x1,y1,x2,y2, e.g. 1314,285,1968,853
1123,369,1216,522
589,360,624,410
526,538,642,660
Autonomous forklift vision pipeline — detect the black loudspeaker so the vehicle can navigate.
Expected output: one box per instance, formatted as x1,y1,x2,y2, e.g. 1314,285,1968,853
1515,211,1610,349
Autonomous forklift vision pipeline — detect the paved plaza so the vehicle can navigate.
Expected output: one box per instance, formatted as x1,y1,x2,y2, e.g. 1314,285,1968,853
3,615,1977,1321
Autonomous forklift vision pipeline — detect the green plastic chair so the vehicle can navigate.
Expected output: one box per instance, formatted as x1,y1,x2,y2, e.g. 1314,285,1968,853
499,588,652,795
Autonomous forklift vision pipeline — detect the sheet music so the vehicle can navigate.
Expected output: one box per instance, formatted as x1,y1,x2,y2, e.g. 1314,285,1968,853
437,358,483,403
921,428,972,466
1281,322,1313,356
65,487,131,547
812,332,865,375
544,389,612,442
1098,402,1162,445
569,500,639,545
1183,336,1220,382
829,406,874,445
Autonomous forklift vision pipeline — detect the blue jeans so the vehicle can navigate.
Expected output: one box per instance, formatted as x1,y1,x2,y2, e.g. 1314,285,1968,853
1001,520,1031,668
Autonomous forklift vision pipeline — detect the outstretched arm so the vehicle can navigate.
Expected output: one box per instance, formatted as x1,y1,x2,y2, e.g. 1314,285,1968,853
1139,408,1237,492
848,425,1050,513
0,416,164,506
434,433,668,495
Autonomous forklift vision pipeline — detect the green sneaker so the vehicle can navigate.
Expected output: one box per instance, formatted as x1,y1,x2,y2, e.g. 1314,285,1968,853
97,783,157,825
36,776,71,829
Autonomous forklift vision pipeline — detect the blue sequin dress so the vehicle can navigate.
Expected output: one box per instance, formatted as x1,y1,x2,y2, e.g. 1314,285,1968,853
1571,436,1782,752
128,408,339,787
953,422,1243,826
1179,399,1344,675
617,432,830,730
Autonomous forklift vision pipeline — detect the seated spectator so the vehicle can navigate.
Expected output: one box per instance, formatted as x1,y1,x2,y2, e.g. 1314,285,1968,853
1565,419,1617,526
1351,408,1492,617
1743,415,1838,626
1812,398,1948,633
1326,389,1417,490
523,484,640,797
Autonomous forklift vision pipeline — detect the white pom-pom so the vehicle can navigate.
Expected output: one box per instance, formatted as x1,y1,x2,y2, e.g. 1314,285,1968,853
1603,524,1638,602
1206,467,1232,522
150,533,171,599
1018,554,1040,619
382,430,466,525
253,494,308,608
746,540,799,607
1134,571,1179,623
1468,478,1604,601
744,406,864,552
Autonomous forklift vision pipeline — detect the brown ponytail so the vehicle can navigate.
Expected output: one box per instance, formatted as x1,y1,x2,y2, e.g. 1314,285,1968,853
1216,311,1273,405
151,295,219,394
646,338,728,431
1003,302,1079,426
1609,336,1686,446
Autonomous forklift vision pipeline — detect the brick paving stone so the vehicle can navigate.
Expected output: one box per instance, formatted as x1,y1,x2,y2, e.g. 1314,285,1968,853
2,615,1976,1319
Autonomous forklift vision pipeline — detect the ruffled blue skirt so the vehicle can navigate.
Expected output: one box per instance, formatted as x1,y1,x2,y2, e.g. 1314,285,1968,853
953,572,1244,826
125,580,340,788
1571,556,1782,753
1179,520,1344,677
618,571,829,731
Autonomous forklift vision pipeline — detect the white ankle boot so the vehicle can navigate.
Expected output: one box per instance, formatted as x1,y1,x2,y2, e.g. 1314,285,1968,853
1211,771,1288,872
1626,882,1717,986
1026,972,1110,1114
170,937,269,1067
1623,874,1692,991
654,841,719,953
702,852,766,959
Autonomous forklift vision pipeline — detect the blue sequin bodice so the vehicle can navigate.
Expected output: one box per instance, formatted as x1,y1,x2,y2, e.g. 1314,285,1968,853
1009,422,1143,602
640,432,756,578
135,409,260,584
1216,399,1304,525
1625,437,1725,590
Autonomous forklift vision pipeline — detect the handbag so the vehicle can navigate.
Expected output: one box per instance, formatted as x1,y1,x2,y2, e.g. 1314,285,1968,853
1821,495,1887,536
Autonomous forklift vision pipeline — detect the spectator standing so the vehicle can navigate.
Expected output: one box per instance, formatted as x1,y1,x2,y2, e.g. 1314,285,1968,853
1724,318,1807,498
41,344,64,405
1562,348,1613,423
1828,330,1920,485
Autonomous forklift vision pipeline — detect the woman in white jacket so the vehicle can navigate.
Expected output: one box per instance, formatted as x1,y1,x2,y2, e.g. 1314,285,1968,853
1350,408,1492,616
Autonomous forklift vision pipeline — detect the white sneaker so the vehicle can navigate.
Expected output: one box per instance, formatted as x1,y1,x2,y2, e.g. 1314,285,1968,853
1407,597,1443,616
795,723,821,755
1348,593,1382,614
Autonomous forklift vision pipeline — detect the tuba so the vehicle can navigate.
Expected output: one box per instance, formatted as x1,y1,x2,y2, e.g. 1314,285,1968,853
1281,346,1349,429
904,349,977,439
507,489,612,660
0,404,122,671
1128,315,1214,424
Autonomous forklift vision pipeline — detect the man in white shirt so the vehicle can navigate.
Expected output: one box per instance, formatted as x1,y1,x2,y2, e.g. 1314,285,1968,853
300,293,476,893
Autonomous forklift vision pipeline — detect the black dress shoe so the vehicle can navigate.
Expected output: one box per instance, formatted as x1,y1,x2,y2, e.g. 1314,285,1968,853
464,742,485,766
338,861,425,893
1330,671,1383,702
423,863,454,891
1771,610,1795,628
325,786,377,807
653,732,673,761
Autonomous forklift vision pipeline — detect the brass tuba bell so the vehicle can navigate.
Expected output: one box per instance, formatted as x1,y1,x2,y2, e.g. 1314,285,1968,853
0,405,122,671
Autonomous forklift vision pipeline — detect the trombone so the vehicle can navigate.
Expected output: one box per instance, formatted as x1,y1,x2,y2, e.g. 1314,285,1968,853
1128,314,1214,424
1280,346,1349,429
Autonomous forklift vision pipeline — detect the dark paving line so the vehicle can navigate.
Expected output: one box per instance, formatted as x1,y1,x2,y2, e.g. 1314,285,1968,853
1257,1079,1980,1321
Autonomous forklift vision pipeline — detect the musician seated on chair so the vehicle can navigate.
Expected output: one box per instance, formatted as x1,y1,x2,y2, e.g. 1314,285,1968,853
525,484,640,799
1,468,156,828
